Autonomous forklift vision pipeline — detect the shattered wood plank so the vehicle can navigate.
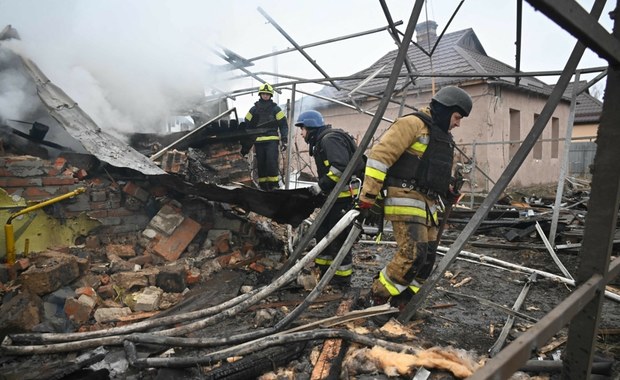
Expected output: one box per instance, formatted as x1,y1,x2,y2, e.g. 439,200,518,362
538,336,567,354
310,290,358,380
117,311,159,322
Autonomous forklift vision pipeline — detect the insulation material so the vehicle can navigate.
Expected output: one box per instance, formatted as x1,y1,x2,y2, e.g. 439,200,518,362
366,345,480,378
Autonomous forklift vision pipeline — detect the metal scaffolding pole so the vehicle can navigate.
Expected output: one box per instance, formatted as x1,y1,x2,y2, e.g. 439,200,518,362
209,47,280,94
548,71,580,245
257,7,341,90
245,22,403,63
287,86,394,124
379,0,419,88
285,83,297,190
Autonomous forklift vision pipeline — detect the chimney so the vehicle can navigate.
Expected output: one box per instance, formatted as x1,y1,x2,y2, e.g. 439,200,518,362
415,20,438,48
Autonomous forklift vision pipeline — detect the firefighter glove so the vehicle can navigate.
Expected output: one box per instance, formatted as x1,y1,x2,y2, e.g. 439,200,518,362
355,200,378,225
280,143,287,152
445,188,462,205
309,183,323,196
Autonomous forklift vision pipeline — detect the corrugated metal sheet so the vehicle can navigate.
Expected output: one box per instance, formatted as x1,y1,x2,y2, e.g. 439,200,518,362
16,51,166,176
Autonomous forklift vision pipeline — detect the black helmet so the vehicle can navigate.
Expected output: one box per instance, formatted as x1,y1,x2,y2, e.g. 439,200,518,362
432,86,472,117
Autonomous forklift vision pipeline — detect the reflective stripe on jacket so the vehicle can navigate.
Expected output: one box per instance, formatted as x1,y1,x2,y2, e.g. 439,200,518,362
245,99,288,143
313,127,363,198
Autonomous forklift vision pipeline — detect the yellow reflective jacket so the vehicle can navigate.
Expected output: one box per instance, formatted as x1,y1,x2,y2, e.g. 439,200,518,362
359,107,438,224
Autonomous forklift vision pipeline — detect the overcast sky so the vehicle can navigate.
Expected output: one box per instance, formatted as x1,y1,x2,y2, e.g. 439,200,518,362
0,0,614,135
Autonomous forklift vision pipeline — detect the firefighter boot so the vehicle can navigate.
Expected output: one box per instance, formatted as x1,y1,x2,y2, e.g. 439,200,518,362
330,275,351,291
369,292,413,327
389,289,415,311
356,291,394,326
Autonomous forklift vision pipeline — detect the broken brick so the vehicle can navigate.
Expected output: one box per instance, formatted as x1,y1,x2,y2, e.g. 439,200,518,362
84,235,101,249
97,284,115,299
89,190,107,202
216,251,243,267
23,187,54,200
94,307,132,323
0,291,42,334
19,252,80,295
41,176,77,186
74,168,88,180
185,268,202,285
13,258,30,272
64,295,96,323
76,257,90,275
122,181,150,203
208,229,232,254
149,204,185,235
75,286,97,298
132,287,163,312
152,217,201,262
161,150,188,174
156,264,187,293
106,244,136,259
110,272,149,291
53,157,67,172
249,262,266,273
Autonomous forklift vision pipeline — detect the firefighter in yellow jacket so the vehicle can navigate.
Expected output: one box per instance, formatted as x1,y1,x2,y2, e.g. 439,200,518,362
357,86,472,317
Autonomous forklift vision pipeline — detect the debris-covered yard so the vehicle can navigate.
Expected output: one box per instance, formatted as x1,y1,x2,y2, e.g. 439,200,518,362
0,155,619,380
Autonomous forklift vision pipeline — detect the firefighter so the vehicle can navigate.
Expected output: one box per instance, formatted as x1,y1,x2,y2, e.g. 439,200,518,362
357,86,472,320
295,110,364,287
244,83,289,191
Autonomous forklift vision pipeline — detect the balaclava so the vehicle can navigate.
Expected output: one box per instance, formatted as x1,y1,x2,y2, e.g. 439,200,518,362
430,100,461,134
306,126,326,156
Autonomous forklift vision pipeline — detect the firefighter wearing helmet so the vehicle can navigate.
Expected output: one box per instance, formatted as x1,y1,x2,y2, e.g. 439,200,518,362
244,83,289,190
357,85,473,324
295,110,364,287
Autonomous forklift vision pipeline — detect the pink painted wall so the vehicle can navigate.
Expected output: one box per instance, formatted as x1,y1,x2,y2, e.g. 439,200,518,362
288,82,571,193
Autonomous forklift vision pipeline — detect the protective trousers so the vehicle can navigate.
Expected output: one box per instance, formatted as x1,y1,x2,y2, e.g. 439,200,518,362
255,141,280,190
371,220,438,299
314,198,354,280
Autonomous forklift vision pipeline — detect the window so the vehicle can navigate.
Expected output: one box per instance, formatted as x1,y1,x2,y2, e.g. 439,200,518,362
509,109,520,160
533,113,543,160
551,117,559,158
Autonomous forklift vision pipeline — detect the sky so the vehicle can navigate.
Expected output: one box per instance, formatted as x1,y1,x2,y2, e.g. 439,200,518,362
0,0,615,137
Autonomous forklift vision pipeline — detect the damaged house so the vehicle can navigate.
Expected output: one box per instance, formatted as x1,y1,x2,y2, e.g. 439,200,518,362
292,20,604,193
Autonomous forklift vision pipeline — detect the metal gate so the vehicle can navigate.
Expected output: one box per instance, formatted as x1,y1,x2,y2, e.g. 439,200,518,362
569,141,597,177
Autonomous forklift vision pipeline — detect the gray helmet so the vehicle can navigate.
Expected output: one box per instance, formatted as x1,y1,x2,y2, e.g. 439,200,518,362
432,86,472,117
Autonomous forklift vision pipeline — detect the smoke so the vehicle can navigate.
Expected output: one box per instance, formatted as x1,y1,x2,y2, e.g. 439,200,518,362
0,0,239,136
0,46,41,124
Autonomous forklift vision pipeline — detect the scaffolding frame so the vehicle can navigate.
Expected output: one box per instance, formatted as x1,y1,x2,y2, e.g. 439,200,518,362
205,2,619,378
